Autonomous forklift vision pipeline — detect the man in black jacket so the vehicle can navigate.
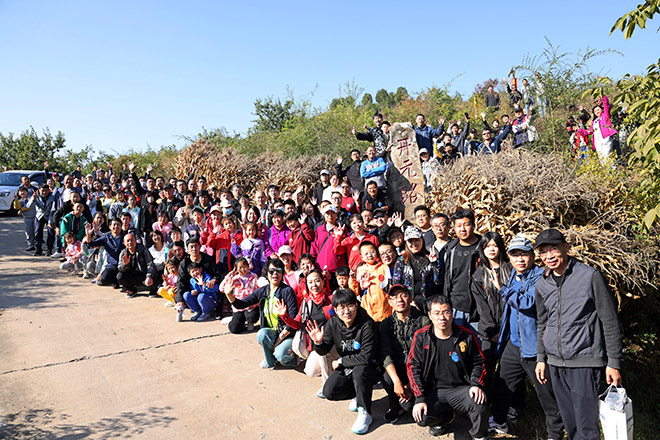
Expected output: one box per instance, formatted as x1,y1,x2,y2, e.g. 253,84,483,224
117,233,152,297
335,149,364,192
308,289,380,435
352,112,388,157
407,295,489,439
535,229,623,440
379,284,431,423
176,237,220,313
443,209,481,330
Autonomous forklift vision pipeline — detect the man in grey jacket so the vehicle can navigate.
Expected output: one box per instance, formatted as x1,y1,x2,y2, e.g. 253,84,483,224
534,229,622,440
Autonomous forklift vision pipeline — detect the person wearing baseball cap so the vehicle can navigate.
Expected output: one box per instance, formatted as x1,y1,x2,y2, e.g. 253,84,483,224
534,229,623,440
379,284,431,423
488,235,564,439
392,226,442,313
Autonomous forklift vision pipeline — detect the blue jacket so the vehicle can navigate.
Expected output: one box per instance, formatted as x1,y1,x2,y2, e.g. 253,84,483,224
477,124,512,155
496,265,543,359
190,273,219,297
415,124,443,151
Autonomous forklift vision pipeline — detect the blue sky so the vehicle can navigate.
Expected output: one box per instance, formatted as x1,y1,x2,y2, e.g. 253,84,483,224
0,1,656,155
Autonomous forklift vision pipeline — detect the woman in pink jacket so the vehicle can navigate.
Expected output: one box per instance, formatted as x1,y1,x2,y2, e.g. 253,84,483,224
578,95,618,161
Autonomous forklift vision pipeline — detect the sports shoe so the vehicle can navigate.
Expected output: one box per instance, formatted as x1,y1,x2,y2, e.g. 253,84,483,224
246,322,255,331
316,387,326,399
348,397,358,412
384,407,400,423
33,250,43,256
429,425,449,436
165,301,175,307
196,313,212,322
489,416,509,434
351,407,372,435
260,360,273,369
220,316,232,325
190,311,202,321
125,290,138,298
50,251,63,258
26,246,35,252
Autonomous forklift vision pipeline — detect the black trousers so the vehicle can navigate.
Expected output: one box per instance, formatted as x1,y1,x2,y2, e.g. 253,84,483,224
98,267,119,286
116,271,146,291
492,342,564,439
549,365,601,440
418,385,489,438
382,362,414,412
323,363,381,413
228,309,260,334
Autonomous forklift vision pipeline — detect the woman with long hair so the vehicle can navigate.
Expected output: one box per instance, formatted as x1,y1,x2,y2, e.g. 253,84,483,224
471,231,513,390
578,95,618,161
391,227,442,312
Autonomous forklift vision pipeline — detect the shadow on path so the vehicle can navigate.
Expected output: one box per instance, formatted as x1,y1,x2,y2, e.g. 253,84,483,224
0,406,176,439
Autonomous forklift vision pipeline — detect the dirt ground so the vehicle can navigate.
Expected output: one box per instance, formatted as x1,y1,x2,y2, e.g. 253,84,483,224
0,216,480,440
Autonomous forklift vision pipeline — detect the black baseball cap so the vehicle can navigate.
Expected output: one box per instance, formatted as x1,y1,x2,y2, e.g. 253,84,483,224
388,284,410,296
534,228,566,248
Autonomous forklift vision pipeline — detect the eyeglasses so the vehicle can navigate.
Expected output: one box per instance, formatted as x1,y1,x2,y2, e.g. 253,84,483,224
268,268,284,275
336,303,357,313
430,310,452,318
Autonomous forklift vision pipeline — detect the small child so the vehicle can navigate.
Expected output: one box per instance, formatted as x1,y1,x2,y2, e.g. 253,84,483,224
350,241,392,322
334,265,351,291
239,222,267,276
60,231,83,274
185,263,219,322
219,258,259,333
159,258,179,307
185,207,206,242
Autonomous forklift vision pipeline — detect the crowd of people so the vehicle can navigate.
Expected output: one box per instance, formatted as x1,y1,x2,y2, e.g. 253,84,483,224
9,90,624,439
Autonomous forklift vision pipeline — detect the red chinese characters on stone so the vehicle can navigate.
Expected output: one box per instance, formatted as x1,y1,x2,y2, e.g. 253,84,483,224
401,184,421,205
399,158,419,179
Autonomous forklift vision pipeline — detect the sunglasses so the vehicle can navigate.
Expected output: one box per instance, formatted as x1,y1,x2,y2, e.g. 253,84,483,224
268,268,284,275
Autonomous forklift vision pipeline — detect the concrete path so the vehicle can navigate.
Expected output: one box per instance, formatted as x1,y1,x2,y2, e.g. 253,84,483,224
0,216,486,440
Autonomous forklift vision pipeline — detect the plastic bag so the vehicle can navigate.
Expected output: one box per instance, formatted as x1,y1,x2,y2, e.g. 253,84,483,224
599,385,633,440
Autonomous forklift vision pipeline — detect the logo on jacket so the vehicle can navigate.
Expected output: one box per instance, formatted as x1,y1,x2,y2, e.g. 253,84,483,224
459,342,467,353
450,352,460,362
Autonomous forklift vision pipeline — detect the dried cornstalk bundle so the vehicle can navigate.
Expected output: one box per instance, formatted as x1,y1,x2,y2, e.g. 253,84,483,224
173,140,332,199
426,149,659,304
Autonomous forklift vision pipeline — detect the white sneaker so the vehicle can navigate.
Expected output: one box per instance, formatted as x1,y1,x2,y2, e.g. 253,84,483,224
220,316,232,325
348,397,358,412
351,407,372,435
51,252,63,258
488,415,509,434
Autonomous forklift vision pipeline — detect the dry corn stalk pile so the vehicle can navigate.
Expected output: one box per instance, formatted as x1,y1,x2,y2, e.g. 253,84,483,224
173,139,332,199
427,149,659,304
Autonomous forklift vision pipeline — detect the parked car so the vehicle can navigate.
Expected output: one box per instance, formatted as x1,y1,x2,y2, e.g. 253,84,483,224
0,170,46,213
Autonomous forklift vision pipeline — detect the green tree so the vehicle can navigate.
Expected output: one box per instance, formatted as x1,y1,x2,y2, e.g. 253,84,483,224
375,88,393,106
0,127,66,170
252,97,296,132
394,86,409,103
596,1,660,227
361,93,373,106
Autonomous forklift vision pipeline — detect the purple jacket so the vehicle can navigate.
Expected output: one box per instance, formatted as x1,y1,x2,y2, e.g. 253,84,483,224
265,224,290,257
578,95,617,145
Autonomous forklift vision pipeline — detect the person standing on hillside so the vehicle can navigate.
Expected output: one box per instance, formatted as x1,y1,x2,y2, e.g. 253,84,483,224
352,112,388,158
535,229,623,440
414,114,444,153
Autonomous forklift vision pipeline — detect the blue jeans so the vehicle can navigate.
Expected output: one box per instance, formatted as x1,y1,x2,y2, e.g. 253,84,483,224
183,291,218,314
256,327,297,368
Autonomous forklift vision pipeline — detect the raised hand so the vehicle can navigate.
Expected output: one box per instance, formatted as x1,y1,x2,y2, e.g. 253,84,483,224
351,127,357,136
438,117,445,126
352,189,360,202
310,196,317,206
146,164,153,173
128,161,136,172
336,155,343,165
273,297,288,316
299,213,308,224
306,320,324,345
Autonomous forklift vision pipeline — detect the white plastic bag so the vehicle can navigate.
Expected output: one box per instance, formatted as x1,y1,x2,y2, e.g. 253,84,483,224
599,385,633,440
